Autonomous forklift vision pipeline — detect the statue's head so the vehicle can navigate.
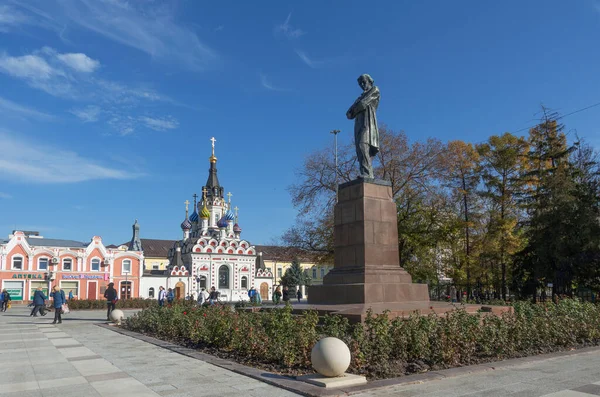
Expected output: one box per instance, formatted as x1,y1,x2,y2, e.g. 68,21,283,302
358,74,374,91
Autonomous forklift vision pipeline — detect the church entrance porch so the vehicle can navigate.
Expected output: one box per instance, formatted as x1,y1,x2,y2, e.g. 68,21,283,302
175,281,185,300
260,283,268,301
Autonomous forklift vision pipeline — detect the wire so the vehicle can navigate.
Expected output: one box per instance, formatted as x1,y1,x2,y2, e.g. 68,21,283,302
511,101,600,134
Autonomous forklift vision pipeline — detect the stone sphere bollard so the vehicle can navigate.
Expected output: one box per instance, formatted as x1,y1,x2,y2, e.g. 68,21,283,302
311,337,351,377
109,309,124,325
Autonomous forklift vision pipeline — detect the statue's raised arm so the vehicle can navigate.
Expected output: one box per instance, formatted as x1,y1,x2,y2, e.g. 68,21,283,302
347,74,380,179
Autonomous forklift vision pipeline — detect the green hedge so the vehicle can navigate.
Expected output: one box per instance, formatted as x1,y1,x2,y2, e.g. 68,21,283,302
67,298,158,310
123,299,600,379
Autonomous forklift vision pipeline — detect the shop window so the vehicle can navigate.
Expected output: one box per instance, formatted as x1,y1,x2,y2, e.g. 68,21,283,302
61,281,78,297
38,257,48,271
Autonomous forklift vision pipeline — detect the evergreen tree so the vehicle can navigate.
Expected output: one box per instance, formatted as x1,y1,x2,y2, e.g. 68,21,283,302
281,258,311,290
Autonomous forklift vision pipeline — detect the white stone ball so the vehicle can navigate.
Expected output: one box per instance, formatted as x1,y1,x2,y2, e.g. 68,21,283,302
110,309,124,323
311,337,351,377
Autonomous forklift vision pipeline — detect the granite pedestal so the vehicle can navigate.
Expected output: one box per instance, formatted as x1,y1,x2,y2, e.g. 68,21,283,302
308,178,429,306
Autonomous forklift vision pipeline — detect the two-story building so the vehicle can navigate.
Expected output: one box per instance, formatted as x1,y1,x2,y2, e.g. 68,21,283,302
0,227,144,302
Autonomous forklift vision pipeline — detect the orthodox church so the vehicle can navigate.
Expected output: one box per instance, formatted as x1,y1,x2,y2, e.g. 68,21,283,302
166,138,273,301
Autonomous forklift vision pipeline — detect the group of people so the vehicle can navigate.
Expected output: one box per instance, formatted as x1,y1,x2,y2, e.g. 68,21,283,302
272,286,302,305
25,286,68,324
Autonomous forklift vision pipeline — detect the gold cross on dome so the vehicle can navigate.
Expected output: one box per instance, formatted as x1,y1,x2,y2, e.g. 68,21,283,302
184,200,190,212
202,187,207,200
234,206,239,217
227,192,232,203
210,137,216,156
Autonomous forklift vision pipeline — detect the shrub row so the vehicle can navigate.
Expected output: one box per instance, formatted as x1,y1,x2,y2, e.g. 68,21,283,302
68,298,158,310
123,299,600,379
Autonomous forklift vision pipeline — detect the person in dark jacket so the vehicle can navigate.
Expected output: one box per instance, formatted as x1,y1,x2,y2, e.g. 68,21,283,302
30,287,48,317
49,286,66,324
1,289,11,312
104,282,118,321
296,289,302,302
282,286,290,302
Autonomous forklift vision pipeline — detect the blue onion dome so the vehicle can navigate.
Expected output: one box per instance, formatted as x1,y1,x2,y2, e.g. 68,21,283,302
180,218,192,230
217,217,228,228
233,223,242,233
224,210,235,222
189,208,199,222
200,205,210,219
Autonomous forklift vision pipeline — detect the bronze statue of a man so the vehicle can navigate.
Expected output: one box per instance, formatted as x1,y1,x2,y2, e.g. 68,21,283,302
346,74,380,179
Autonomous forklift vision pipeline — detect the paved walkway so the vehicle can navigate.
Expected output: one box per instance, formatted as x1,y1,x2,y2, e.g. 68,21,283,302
0,306,299,397
2,305,600,397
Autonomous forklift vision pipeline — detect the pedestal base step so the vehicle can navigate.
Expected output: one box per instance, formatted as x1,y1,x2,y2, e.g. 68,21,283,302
307,282,429,305
296,373,367,388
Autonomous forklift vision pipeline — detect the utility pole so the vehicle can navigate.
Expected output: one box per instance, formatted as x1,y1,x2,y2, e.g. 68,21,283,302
330,130,341,202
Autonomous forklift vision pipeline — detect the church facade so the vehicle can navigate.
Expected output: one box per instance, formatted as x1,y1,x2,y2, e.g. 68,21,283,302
166,138,273,301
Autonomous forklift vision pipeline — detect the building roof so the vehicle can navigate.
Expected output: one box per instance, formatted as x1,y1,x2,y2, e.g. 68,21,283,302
254,245,328,264
120,239,177,258
26,237,88,248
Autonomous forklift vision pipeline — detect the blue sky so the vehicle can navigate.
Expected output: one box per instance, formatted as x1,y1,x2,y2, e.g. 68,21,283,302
1,0,600,246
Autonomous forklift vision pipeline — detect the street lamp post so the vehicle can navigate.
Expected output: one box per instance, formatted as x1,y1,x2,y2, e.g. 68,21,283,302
330,130,341,202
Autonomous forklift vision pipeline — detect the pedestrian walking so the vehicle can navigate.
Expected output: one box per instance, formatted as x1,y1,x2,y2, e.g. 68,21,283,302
49,286,66,324
208,287,220,305
197,288,208,305
30,287,48,317
158,286,166,307
167,288,175,303
104,282,118,321
273,287,282,305
282,286,290,302
1,289,11,312
68,290,74,301
296,288,302,303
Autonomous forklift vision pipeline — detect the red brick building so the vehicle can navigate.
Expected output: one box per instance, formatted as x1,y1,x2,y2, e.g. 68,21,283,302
0,229,143,302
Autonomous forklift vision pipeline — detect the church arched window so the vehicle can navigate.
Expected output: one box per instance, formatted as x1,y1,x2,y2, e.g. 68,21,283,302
218,265,229,289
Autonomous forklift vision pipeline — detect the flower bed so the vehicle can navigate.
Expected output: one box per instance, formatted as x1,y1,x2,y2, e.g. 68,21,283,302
123,299,600,380
67,298,158,310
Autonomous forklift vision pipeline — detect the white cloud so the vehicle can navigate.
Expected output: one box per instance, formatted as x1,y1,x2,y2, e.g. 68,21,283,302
0,95,54,120
0,130,143,183
0,50,74,97
56,52,100,73
0,4,29,32
0,48,178,136
139,116,179,131
0,53,56,79
50,0,218,71
295,49,322,68
0,192,12,199
276,12,305,39
259,74,282,92
70,105,101,122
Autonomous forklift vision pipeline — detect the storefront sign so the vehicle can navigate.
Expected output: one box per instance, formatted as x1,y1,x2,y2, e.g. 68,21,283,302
11,274,44,279
62,274,106,280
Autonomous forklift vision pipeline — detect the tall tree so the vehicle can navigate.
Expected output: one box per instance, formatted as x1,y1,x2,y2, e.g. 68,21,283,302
477,133,529,299
441,140,482,295
516,109,577,299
